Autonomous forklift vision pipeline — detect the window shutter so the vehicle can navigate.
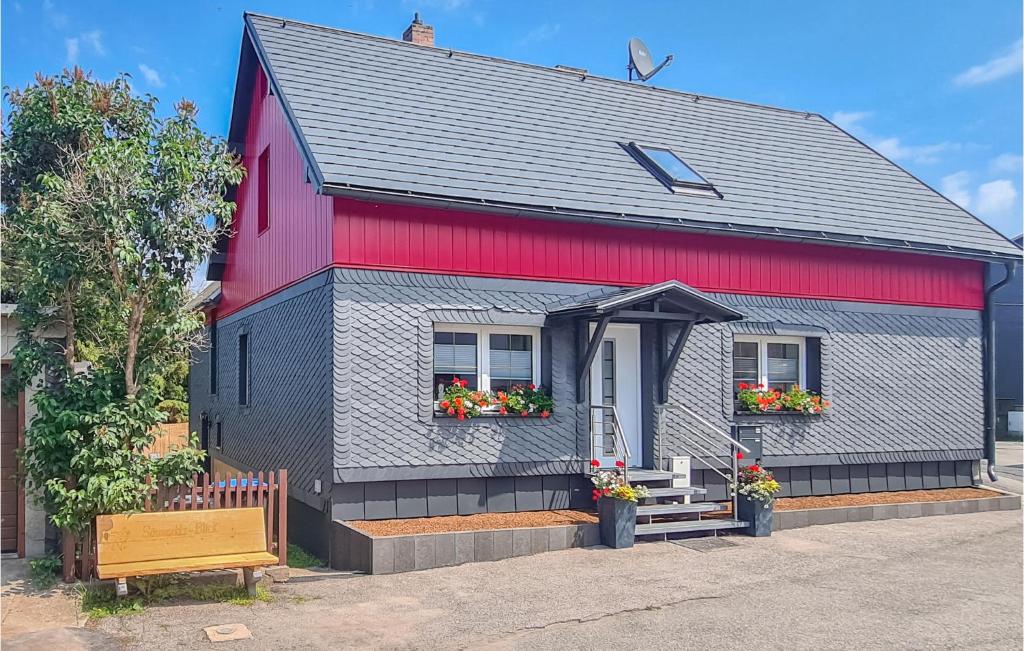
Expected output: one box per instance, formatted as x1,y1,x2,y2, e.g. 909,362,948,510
805,337,822,393
541,328,552,389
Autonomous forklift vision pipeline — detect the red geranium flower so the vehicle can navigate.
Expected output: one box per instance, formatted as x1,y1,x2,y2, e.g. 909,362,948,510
447,407,455,416
440,400,450,409
591,459,601,467
454,397,463,407
738,382,749,390
540,410,550,418
529,383,536,390
736,451,744,460
749,464,761,472
457,413,465,421
460,379,469,388
615,460,625,468
499,406,508,415
520,410,529,417
452,376,460,385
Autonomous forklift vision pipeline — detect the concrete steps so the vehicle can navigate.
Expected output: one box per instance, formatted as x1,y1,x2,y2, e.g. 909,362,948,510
636,502,725,517
635,519,748,537
622,468,745,541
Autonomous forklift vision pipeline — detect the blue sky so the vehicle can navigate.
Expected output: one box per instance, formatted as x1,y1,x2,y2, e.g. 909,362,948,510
3,0,1022,237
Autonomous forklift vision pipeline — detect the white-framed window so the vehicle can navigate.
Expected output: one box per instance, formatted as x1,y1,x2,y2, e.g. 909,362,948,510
732,335,805,395
432,324,541,398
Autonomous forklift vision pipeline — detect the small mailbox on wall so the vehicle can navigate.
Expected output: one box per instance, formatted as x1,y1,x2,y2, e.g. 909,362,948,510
733,425,763,464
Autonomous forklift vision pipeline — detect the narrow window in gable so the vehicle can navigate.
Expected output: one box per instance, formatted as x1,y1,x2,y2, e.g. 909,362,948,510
238,333,250,406
257,146,270,234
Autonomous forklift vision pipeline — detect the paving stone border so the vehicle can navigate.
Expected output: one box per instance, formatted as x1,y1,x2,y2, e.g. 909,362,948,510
330,520,600,574
773,492,1021,531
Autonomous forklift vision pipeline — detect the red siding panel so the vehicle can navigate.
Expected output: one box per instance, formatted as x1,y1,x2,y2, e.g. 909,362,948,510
218,69,983,317
218,66,333,317
331,197,984,310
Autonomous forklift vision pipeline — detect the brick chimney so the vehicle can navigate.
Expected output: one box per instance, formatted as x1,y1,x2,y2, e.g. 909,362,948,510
402,13,434,47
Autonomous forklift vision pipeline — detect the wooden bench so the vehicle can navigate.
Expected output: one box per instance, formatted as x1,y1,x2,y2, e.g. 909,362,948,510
96,507,279,596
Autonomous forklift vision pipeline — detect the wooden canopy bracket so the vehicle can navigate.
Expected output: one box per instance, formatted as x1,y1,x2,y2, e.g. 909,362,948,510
658,318,697,403
576,314,612,403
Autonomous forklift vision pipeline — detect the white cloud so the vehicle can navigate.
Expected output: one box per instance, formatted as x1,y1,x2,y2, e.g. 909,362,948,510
953,39,1023,87
976,179,1017,217
872,137,957,165
137,63,165,88
518,23,561,47
65,37,79,64
990,153,1023,174
830,110,873,133
940,171,973,209
81,30,105,56
830,110,959,165
43,0,68,28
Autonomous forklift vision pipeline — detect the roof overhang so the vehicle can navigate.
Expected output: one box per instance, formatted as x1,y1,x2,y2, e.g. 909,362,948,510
549,279,743,325
186,282,222,312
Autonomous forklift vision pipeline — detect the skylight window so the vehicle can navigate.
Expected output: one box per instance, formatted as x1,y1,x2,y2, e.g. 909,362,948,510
628,142,720,197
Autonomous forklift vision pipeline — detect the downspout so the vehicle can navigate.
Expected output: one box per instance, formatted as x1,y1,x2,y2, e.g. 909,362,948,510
983,261,1017,481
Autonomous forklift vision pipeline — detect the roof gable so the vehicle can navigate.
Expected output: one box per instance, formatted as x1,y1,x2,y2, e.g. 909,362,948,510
235,13,1020,260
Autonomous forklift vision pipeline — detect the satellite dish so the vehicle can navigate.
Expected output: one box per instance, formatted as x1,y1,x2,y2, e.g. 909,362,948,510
628,37,673,82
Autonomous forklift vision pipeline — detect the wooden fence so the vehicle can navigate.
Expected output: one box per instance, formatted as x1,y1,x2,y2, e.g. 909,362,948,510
63,469,288,582
145,422,191,458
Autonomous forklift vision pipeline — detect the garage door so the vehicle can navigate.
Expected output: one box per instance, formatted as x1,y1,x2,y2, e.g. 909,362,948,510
1,363,20,553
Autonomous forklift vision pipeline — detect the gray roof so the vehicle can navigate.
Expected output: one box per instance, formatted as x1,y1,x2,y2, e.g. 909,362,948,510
237,13,1020,260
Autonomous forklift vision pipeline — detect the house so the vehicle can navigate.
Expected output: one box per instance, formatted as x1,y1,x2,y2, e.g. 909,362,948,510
1,304,61,559
189,13,1021,558
990,234,1023,441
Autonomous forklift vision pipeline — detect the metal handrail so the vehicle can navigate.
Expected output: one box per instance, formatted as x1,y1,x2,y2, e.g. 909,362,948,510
588,404,630,484
674,419,734,459
660,400,750,453
657,400,750,518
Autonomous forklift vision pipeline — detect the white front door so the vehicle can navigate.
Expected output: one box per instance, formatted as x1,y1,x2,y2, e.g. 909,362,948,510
590,323,642,468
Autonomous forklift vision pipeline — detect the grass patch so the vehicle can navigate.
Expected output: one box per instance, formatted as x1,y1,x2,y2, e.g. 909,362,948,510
28,555,62,589
286,543,324,569
79,575,272,620
79,585,145,620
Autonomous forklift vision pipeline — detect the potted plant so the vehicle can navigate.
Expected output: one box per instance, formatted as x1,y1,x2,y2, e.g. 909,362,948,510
734,464,781,537
590,461,650,549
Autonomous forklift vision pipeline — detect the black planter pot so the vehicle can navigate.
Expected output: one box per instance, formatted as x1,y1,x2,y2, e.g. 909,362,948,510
598,497,638,548
736,494,773,537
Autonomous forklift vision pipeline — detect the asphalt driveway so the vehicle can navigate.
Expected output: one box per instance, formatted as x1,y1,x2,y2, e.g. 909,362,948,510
72,509,1023,650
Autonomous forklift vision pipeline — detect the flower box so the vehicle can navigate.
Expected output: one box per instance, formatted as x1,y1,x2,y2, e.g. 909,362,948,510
736,384,830,415
435,378,553,420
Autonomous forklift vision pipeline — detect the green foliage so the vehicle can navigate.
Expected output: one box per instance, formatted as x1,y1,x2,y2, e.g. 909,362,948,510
286,544,325,569
78,585,145,619
2,68,242,534
28,555,62,589
156,399,189,423
79,576,272,619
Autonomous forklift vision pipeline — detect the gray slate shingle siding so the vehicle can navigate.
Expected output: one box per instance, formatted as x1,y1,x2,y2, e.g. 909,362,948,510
244,13,1019,259
193,269,982,494
659,294,983,465
189,280,335,508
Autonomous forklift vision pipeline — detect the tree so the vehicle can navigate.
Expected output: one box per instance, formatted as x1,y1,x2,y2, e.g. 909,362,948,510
1,68,244,533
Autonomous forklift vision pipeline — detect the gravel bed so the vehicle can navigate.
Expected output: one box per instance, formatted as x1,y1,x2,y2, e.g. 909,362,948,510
348,509,598,536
